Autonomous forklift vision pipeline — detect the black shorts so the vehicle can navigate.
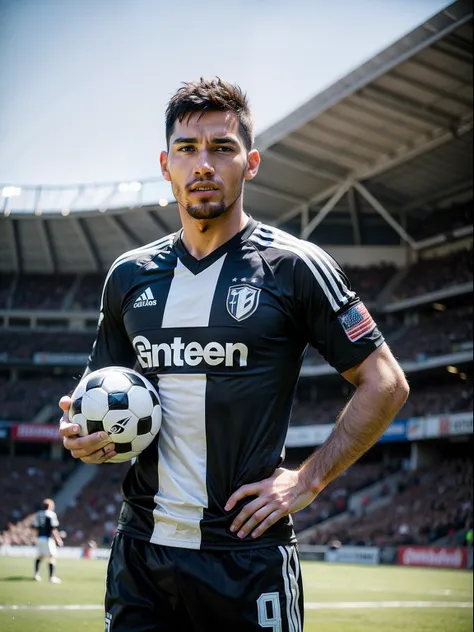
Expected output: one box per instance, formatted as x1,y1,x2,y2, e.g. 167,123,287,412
105,533,304,632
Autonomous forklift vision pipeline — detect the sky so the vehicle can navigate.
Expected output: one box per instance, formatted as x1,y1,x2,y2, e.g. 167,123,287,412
0,0,452,187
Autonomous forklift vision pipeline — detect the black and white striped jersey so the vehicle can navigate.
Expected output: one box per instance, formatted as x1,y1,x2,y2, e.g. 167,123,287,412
33,509,59,538
87,218,384,550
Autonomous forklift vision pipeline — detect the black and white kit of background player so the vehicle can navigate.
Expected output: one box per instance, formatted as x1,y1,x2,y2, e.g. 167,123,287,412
59,77,409,632
33,498,63,583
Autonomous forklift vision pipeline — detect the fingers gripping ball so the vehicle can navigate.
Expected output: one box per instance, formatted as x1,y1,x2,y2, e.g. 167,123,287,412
69,367,162,463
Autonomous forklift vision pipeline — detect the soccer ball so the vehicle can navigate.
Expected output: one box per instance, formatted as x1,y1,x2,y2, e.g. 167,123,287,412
69,366,161,463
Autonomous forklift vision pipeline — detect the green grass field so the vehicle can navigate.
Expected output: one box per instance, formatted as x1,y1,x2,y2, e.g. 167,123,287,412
0,556,472,631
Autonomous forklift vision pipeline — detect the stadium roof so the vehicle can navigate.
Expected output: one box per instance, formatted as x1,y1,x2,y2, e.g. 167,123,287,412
0,0,472,273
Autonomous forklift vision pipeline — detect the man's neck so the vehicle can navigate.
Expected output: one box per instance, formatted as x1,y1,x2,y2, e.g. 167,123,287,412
180,209,249,260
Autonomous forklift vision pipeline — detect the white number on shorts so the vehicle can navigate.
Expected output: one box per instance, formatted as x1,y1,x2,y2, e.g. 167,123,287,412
257,592,282,631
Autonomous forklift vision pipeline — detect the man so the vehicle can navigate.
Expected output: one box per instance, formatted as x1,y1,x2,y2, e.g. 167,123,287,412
59,77,409,631
33,498,63,583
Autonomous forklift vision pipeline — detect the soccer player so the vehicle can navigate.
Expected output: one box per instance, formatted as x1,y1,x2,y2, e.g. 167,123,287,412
33,498,63,583
59,78,409,631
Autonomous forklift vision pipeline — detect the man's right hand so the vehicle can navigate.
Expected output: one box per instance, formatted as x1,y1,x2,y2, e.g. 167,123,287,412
59,396,117,464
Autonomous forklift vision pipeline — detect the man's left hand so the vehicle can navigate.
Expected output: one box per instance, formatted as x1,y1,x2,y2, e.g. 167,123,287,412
225,468,316,539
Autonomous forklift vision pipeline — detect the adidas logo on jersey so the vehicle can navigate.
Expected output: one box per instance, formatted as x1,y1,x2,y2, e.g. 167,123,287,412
134,287,157,308
133,335,248,369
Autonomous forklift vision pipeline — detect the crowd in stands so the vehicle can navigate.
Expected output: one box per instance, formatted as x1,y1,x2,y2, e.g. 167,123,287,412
0,458,397,549
391,248,472,302
291,380,473,426
71,274,104,310
1,263,397,312
60,463,130,546
3,309,469,365
303,304,472,366
306,458,472,548
291,462,397,533
0,454,471,550
0,376,75,422
0,456,75,540
398,381,473,419
0,247,471,313
2,275,76,310
0,330,94,359
1,374,470,425
0,459,128,549
339,263,396,304
0,242,471,313
391,308,472,361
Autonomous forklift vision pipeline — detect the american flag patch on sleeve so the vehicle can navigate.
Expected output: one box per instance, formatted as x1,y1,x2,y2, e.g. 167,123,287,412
338,303,376,342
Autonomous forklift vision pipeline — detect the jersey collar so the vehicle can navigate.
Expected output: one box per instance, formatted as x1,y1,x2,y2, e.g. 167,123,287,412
173,216,259,275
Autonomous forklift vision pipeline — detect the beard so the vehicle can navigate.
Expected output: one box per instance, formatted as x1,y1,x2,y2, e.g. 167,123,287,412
171,172,245,222
185,200,228,220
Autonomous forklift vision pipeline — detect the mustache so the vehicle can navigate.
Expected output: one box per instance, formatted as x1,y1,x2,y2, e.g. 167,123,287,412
186,179,219,190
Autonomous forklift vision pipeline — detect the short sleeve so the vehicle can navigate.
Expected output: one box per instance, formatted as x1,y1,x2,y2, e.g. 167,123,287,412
50,512,59,528
87,264,136,372
293,245,384,373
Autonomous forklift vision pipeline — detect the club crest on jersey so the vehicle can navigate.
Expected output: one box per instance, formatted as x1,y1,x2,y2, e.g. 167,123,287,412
226,284,261,322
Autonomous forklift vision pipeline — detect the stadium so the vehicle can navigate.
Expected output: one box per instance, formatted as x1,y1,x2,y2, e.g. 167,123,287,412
0,2,472,631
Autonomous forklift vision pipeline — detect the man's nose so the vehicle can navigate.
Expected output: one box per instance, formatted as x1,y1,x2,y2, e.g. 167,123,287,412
193,152,215,177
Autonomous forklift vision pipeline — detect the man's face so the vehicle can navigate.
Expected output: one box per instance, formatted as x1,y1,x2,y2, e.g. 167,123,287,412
161,111,259,220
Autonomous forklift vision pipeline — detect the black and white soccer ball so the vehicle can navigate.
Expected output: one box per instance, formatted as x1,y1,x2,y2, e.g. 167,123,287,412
69,366,161,463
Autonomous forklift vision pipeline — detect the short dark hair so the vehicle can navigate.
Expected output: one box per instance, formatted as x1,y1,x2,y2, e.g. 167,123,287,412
165,77,253,152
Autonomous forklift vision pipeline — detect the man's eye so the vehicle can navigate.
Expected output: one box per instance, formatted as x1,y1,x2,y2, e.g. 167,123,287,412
215,147,233,152
178,146,194,152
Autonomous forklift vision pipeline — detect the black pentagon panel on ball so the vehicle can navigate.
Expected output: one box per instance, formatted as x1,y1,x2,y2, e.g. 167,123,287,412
86,374,106,391
137,416,152,435
149,390,159,407
70,397,82,416
114,442,132,454
108,392,129,410
87,419,104,435
126,371,146,388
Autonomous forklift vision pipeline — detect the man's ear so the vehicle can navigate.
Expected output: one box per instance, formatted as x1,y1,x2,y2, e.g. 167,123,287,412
244,149,260,182
160,151,171,182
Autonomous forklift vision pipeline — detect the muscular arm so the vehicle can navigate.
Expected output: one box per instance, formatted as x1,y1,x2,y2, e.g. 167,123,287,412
226,343,409,538
299,342,409,494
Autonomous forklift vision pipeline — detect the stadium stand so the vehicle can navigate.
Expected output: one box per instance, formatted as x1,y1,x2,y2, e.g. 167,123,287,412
390,248,472,302
408,204,472,241
0,263,398,311
339,263,397,304
0,331,95,359
305,458,472,548
0,457,75,537
291,380,473,426
0,274,13,309
60,462,130,546
303,304,472,367
0,376,75,422
291,462,396,533
390,307,472,361
71,274,104,310
10,275,76,310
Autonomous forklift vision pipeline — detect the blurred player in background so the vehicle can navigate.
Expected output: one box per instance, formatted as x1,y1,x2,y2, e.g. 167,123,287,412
59,78,409,631
33,498,63,583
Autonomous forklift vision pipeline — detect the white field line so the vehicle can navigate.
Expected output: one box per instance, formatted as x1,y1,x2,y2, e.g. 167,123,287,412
305,582,466,596
305,601,473,610
0,605,102,610
0,601,472,612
